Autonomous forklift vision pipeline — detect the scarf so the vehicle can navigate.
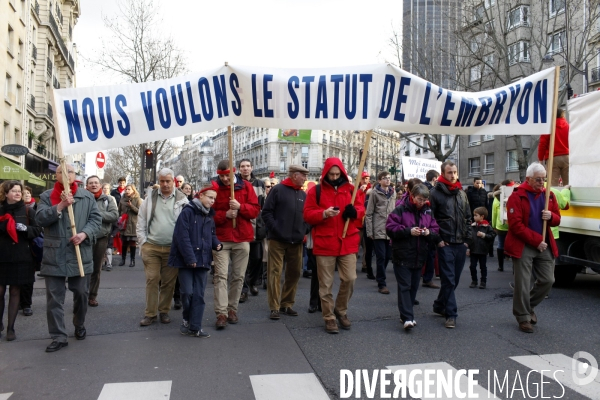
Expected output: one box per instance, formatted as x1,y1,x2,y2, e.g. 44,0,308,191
476,220,490,226
192,198,211,215
281,177,303,190
26,198,36,206
0,200,19,243
117,186,125,194
324,175,347,187
50,181,79,206
437,175,463,191
92,190,102,199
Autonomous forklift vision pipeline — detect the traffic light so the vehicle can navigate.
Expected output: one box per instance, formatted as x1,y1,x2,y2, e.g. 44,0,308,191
144,149,153,169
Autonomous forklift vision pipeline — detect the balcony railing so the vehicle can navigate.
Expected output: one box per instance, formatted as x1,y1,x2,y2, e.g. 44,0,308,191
47,57,53,75
53,76,60,89
47,103,53,119
483,167,494,174
591,66,600,83
47,11,75,71
468,170,481,177
29,94,35,110
322,139,327,144
32,44,37,61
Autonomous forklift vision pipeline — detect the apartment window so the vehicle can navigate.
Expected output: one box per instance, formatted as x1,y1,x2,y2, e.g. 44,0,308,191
483,134,494,141
470,34,484,53
7,25,14,56
469,158,481,176
548,31,566,55
280,145,287,158
18,39,23,66
3,123,9,146
4,74,12,103
508,41,530,65
470,65,482,82
484,154,495,174
483,54,495,75
280,160,286,172
301,145,308,158
302,160,308,169
484,0,496,8
549,0,565,17
484,20,494,39
14,128,19,145
468,135,481,146
506,150,519,172
444,135,452,149
473,3,485,21
507,6,529,30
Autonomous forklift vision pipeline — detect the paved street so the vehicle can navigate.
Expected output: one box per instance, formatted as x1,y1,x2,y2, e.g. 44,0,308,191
1,253,599,400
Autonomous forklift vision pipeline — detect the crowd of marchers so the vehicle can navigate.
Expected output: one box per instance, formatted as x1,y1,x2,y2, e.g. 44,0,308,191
0,110,571,347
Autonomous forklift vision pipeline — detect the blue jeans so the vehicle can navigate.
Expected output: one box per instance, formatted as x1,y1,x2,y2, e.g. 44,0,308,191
433,244,467,319
373,239,392,288
178,267,208,331
393,263,421,322
422,247,436,283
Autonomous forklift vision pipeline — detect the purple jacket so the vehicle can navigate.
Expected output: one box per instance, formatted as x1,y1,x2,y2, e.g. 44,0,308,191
386,201,441,268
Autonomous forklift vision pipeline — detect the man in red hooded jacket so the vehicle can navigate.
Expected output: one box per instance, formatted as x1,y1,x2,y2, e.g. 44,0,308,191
211,160,260,330
304,158,365,334
538,108,569,186
505,162,561,334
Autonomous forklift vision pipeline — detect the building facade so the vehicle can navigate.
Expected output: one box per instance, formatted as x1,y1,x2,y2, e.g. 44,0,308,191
1,0,81,193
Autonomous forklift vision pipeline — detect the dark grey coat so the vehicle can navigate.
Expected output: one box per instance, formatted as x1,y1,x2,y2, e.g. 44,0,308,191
36,187,102,277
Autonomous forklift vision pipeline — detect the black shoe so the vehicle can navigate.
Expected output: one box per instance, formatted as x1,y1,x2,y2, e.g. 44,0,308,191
250,286,259,296
366,274,376,280
23,307,33,316
173,299,182,310
239,292,248,303
413,299,420,305
433,306,446,317
119,258,126,266
302,270,312,278
498,267,504,271
129,259,135,267
46,340,68,352
75,326,86,340
308,305,319,313
262,280,267,289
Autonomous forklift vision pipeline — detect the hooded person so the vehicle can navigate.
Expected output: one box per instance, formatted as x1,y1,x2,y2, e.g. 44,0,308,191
303,158,365,334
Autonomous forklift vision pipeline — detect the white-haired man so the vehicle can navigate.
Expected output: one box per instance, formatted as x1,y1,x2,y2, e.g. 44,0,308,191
137,168,189,326
505,162,561,333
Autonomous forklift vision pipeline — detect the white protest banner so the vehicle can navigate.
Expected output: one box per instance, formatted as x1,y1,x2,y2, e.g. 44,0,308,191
53,65,555,155
401,157,442,181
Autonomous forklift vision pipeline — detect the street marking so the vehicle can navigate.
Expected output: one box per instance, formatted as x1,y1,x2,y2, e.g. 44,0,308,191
511,354,600,399
0,394,13,400
386,362,500,399
97,381,172,400
250,373,329,400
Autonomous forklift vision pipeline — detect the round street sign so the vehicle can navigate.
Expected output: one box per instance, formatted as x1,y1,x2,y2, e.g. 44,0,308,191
96,152,106,169
1,144,29,156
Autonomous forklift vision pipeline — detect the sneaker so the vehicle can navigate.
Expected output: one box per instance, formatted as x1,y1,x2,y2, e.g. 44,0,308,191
188,329,210,338
412,320,417,326
403,320,414,330
106,265,112,272
479,281,486,289
445,318,456,329
469,281,477,288
180,319,189,335
422,281,440,289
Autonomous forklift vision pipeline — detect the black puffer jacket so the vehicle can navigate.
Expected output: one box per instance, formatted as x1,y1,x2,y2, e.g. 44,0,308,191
429,182,473,246
470,222,496,254
262,182,309,244
466,186,488,215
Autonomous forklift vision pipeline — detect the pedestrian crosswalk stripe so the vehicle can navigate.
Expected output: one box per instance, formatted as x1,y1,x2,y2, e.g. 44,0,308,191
386,362,500,399
511,354,600,400
0,393,13,400
97,381,172,400
250,373,329,400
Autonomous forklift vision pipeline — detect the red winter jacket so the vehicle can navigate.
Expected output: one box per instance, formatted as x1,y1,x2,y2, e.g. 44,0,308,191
303,158,365,256
504,185,561,259
538,117,569,161
213,175,260,243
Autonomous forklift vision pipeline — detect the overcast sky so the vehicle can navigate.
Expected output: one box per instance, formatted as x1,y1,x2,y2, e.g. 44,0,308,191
76,0,403,173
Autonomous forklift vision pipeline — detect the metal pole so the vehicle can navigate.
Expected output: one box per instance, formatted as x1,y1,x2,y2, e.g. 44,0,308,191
140,145,145,190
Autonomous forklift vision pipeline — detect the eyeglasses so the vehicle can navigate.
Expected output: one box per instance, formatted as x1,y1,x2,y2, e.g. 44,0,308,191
532,177,547,183
380,177,391,180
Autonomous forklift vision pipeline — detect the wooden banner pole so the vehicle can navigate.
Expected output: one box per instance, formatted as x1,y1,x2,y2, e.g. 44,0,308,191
49,88,85,277
342,130,373,238
228,125,237,229
542,66,561,242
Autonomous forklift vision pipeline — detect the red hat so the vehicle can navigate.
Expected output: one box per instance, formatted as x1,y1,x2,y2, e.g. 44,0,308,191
269,171,275,179
361,171,370,178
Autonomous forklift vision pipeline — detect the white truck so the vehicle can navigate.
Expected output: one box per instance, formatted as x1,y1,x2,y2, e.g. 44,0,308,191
552,89,600,285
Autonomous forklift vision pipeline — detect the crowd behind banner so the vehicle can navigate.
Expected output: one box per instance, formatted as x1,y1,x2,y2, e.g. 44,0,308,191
0,105,571,344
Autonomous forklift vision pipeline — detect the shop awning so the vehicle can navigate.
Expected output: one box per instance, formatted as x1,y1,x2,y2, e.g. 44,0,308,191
0,156,46,186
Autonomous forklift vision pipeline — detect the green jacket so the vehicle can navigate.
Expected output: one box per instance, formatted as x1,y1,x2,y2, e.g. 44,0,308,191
96,192,119,238
492,197,508,232
550,187,571,239
36,187,102,277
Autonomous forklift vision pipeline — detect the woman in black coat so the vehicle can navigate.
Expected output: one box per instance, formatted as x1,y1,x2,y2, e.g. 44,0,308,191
0,181,42,341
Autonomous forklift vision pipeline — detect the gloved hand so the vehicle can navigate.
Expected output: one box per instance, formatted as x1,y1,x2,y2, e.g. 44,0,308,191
342,204,357,220
16,223,28,232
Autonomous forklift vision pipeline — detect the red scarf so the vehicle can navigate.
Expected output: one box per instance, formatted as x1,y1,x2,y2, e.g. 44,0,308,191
50,181,79,206
476,220,490,226
92,190,102,199
520,180,545,199
26,198,36,205
0,214,17,243
281,178,303,190
437,175,463,191
117,186,125,194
